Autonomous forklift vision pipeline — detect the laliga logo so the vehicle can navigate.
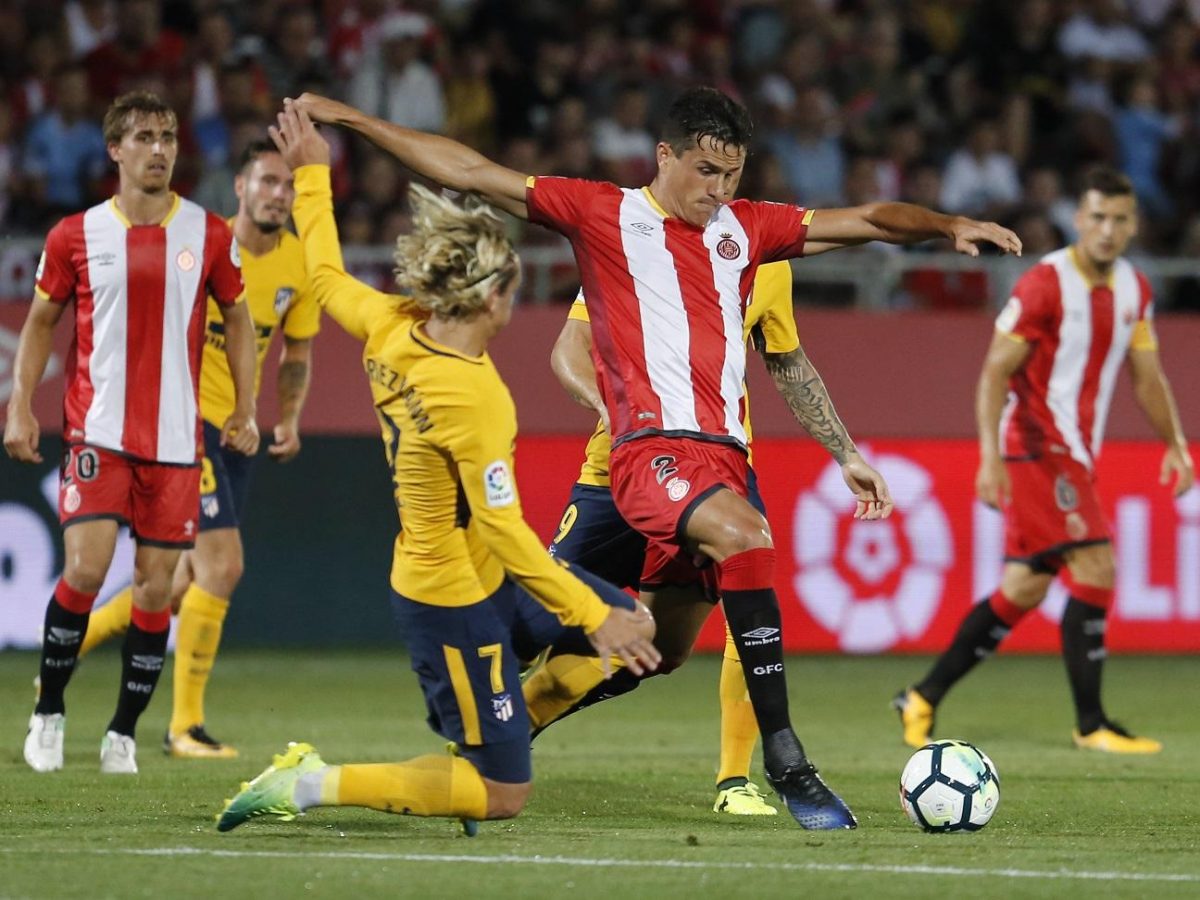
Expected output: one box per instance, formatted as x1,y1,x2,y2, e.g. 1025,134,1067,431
792,452,953,653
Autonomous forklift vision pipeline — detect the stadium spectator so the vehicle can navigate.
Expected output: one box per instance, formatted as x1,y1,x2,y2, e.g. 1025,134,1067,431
22,64,107,220
762,84,845,207
63,0,116,59
259,3,331,103
1059,0,1152,64
592,83,656,187
7,91,258,776
84,0,188,103
347,11,445,133
12,32,65,129
1025,166,1081,243
939,116,1022,218
0,96,16,227
1114,73,1181,217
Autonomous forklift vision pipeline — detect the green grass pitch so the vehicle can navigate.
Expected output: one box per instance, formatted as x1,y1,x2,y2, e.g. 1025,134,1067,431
1,650,1197,898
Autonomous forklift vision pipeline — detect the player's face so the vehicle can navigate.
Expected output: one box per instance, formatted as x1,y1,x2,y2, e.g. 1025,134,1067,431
656,137,745,227
110,113,178,193
236,152,296,233
1074,190,1137,266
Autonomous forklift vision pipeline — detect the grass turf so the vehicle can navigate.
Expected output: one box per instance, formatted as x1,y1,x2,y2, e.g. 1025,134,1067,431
1,650,1197,898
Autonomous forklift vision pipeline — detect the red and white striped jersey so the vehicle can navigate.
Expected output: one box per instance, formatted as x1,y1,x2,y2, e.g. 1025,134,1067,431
995,247,1157,469
527,176,810,448
35,195,245,464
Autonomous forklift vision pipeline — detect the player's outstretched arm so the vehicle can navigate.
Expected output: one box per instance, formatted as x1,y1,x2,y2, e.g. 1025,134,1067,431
3,298,63,463
551,317,609,430
761,343,893,520
289,95,530,220
804,203,1023,258
975,331,1030,508
217,300,261,456
1128,347,1195,496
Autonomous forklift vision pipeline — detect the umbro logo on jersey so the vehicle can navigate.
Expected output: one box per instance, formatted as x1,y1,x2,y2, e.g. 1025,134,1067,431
89,252,117,268
630,222,655,234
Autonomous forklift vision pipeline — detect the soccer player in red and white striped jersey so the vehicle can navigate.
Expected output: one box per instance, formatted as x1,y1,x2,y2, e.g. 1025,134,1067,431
290,86,1021,829
3,92,260,775
896,167,1194,754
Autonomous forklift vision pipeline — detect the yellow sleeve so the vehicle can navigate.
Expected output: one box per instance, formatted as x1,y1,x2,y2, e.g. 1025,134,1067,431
281,254,321,341
292,164,418,342
433,367,610,633
1130,319,1158,351
568,289,590,324
750,261,799,353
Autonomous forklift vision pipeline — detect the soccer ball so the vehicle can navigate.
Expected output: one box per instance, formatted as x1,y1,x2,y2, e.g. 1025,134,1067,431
899,739,1000,833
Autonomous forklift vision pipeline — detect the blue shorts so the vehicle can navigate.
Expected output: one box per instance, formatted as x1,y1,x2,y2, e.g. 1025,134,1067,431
548,469,767,592
392,570,635,784
199,420,256,531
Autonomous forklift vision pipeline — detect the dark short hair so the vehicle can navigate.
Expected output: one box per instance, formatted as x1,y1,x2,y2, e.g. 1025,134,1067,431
1080,165,1135,200
660,87,753,155
102,91,177,145
239,139,280,172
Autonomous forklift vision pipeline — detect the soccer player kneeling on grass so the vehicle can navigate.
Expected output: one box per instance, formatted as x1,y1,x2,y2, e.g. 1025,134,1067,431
216,105,657,833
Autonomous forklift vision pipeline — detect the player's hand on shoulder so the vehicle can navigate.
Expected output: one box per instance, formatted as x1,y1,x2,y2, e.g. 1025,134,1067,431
950,218,1023,258
220,411,260,456
588,602,659,677
975,456,1010,509
268,422,302,463
2,408,42,463
1161,444,1195,497
841,452,894,520
270,100,331,170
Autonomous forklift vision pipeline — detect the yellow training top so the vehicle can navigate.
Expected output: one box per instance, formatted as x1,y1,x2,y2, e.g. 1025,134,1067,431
291,164,610,633
572,259,799,486
199,225,320,426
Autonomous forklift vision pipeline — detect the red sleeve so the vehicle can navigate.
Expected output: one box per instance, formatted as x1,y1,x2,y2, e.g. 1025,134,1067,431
34,218,80,304
525,176,608,236
204,214,244,307
998,263,1059,342
740,200,812,263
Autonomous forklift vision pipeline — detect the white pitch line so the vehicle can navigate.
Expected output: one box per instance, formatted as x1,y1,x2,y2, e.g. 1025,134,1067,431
1,846,1197,884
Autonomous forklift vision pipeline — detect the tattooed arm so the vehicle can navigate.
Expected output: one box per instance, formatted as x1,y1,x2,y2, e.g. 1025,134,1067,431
268,336,313,462
761,343,894,519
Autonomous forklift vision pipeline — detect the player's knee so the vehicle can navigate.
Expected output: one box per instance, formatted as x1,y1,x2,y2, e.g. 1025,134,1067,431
62,561,107,596
484,780,531,819
206,556,244,596
712,516,773,557
1074,558,1115,589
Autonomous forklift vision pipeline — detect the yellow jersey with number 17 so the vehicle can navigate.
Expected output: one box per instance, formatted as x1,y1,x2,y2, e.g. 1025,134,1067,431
198,224,320,427
572,259,798,487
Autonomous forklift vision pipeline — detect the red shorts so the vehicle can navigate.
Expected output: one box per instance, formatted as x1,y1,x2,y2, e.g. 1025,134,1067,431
1003,453,1110,570
59,444,201,547
609,435,751,592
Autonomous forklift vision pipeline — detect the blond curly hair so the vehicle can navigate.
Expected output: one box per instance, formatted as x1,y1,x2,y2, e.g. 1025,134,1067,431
393,184,518,318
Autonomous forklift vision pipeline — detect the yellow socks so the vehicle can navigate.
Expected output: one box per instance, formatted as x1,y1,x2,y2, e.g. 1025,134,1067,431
331,755,489,819
716,623,759,785
522,654,611,730
169,584,230,736
78,588,133,657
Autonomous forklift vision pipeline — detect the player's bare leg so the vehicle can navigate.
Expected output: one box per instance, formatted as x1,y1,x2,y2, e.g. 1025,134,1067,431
896,563,1050,747
167,526,243,758
26,520,119,772
1062,543,1160,753
686,487,855,829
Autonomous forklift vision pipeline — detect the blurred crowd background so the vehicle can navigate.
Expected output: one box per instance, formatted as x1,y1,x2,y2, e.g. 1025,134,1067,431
2,0,1200,310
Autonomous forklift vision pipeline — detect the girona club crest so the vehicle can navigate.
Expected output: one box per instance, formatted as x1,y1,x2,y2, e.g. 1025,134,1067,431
792,452,953,653
715,232,741,260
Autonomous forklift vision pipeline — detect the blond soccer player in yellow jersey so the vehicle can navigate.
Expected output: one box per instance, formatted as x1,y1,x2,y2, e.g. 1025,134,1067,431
217,103,658,834
524,260,886,815
79,141,320,758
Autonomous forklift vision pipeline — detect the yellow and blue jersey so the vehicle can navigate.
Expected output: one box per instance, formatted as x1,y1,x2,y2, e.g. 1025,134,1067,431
291,164,610,634
572,259,798,486
199,225,320,427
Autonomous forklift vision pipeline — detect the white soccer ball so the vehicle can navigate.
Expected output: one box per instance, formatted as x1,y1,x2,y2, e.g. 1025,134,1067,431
899,739,1000,833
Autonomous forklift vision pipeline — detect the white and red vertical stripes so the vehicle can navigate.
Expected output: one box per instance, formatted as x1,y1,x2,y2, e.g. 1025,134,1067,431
1000,248,1149,468
35,197,242,465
